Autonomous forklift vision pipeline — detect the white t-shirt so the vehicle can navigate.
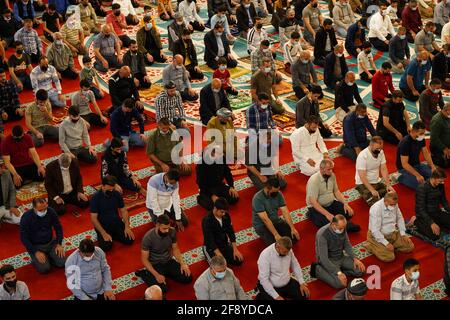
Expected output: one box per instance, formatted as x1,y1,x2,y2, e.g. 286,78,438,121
355,147,386,185
357,51,374,75
442,22,450,44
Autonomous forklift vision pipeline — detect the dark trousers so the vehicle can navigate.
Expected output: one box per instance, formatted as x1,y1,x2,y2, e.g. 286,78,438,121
400,84,426,102
226,86,239,96
74,294,105,300
256,278,308,300
15,163,44,188
294,84,324,100
207,57,238,70
29,239,66,274
116,175,141,192
308,200,352,229
197,184,239,210
346,45,363,58
136,259,193,294
81,113,108,127
369,35,391,52
44,31,55,42
29,51,42,64
94,55,123,73
313,52,331,67
186,64,204,80
58,67,79,80
203,243,243,266
414,210,450,241
16,73,32,91
144,49,167,65
189,20,205,31
2,107,24,121
341,141,369,161
148,208,189,227
48,189,90,215
125,14,139,26
134,72,152,89
119,35,132,48
90,86,103,99
431,147,450,168
254,217,295,246
180,88,199,102
71,147,98,164
95,219,134,252
159,12,175,21
319,123,332,138
406,31,415,44
359,70,376,83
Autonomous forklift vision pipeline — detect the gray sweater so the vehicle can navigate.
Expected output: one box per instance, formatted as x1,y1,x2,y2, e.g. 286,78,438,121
58,117,91,153
315,223,355,274
291,59,318,88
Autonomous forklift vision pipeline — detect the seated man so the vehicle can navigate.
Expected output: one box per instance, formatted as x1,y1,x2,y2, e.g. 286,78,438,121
311,215,366,289
210,5,236,44
46,32,79,80
430,103,450,168
256,237,309,300
172,29,204,80
0,9,21,50
93,25,123,73
25,89,59,148
123,40,152,89
252,178,299,245
390,258,423,300
0,159,22,225
1,125,45,188
332,0,355,37
80,56,104,100
368,191,414,262
251,60,284,115
282,31,303,74
167,13,189,52
0,264,30,300
13,0,39,26
90,175,135,252
324,44,348,90
389,27,411,74
399,50,431,102
147,117,191,176
368,2,396,52
194,255,248,300
334,71,363,122
101,137,146,195
314,19,337,67
206,108,239,158
112,0,139,25
45,153,89,216
110,98,146,153
155,82,188,129
136,214,192,294
0,68,24,122
178,0,205,32
196,143,239,209
345,17,366,58
109,67,143,114
246,93,278,135
372,62,396,109
341,103,377,161
8,41,33,93
414,21,441,58
137,15,167,65
332,278,368,300
377,90,410,144
431,44,450,91
290,116,329,176
279,10,303,48
106,4,132,48
20,198,66,274
355,136,393,206
415,169,450,241
396,120,435,190
79,0,101,35
204,22,238,70
30,56,65,108
357,42,377,83
247,17,269,54
434,0,448,34
201,198,243,265
65,238,114,301
72,80,108,128
236,0,257,37
306,159,360,232
302,0,323,45
295,86,332,138
162,55,198,102
291,50,319,100
402,0,423,43
419,78,444,129
60,13,87,57
199,79,230,126
59,106,97,164
250,40,280,77
13,19,42,64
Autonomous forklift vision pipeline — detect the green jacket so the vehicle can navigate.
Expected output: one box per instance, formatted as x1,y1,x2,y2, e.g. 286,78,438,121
430,111,450,151
136,27,162,55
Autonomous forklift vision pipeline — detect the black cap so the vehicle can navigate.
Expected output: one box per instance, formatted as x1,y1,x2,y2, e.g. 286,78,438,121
347,278,368,296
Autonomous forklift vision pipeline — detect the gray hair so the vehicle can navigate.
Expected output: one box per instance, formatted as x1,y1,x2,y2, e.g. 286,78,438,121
59,153,72,168
53,32,63,40
276,236,293,250
385,191,398,201
210,255,227,269
320,159,334,169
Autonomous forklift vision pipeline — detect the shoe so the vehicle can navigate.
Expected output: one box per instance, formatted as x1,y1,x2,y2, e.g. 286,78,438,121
310,262,318,278
346,222,361,233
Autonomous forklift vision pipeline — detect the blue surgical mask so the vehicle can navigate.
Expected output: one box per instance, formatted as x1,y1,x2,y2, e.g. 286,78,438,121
219,65,226,71
347,81,354,86
421,60,428,65
146,23,152,29
214,271,226,279
334,228,344,234
301,59,309,64
416,135,425,141
399,35,406,40
411,271,420,280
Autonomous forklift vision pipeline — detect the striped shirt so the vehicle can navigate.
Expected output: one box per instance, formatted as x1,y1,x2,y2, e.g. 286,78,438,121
247,27,269,53
283,41,302,64
30,65,62,94
368,199,407,246
390,274,420,300
246,102,276,133
14,27,42,55
93,33,119,57
60,24,82,46
250,48,277,74
155,90,185,123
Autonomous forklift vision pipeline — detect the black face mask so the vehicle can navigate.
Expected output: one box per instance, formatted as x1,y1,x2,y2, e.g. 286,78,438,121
16,49,23,55
114,11,121,16
105,34,111,38
131,50,138,54
158,230,168,237
372,149,381,157
83,3,89,6
256,23,263,29
41,65,48,72
322,173,331,180
365,50,371,54
104,190,113,197
308,129,317,134
71,118,79,123
5,280,17,289
220,120,227,125
312,3,318,7
13,136,23,141
270,191,279,198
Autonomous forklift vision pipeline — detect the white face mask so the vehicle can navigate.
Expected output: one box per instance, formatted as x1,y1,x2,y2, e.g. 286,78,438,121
387,205,396,211
336,53,343,57
421,60,428,65
83,254,95,262
212,88,221,93
260,103,268,109
346,81,354,86
432,89,441,94
416,135,425,141
36,209,47,217
263,48,270,53
411,271,420,280
264,67,271,73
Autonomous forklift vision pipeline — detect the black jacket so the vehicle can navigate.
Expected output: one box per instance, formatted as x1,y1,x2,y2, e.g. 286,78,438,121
334,80,363,112
101,147,133,181
236,3,257,32
202,211,237,251
108,70,139,107
199,84,231,125
0,15,21,39
196,159,234,195
204,30,231,65
44,159,84,200
314,27,338,60
324,52,348,88
123,50,147,76
415,180,450,225
431,51,449,82
172,38,199,67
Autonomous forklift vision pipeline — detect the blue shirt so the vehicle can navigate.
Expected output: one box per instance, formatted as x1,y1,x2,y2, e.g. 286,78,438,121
47,0,70,14
20,207,63,254
110,107,145,137
399,58,431,90
90,190,125,226
343,112,377,148
13,1,36,22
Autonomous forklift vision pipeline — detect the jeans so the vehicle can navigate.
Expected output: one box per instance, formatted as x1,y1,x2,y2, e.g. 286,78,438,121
48,88,66,108
256,278,308,300
303,28,316,46
70,147,98,164
30,125,60,147
335,26,348,38
398,164,432,190
121,132,146,152
29,239,67,274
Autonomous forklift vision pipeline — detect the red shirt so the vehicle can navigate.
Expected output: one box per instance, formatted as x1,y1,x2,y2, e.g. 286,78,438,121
1,134,35,168
106,13,126,36
401,6,422,33
372,70,395,106
213,69,231,90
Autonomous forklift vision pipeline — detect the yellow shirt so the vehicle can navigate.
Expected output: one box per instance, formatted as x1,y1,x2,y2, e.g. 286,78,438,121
184,41,191,66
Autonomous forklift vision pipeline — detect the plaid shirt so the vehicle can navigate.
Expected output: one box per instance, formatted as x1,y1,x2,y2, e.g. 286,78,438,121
155,90,185,123
14,27,42,55
250,48,277,73
0,80,20,111
246,102,276,133
30,65,62,94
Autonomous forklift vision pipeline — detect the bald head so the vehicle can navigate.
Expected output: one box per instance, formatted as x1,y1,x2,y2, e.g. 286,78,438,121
102,24,111,34
144,285,163,300
211,78,222,90
345,71,355,83
173,54,184,66
417,50,429,61
300,50,311,60
119,66,131,78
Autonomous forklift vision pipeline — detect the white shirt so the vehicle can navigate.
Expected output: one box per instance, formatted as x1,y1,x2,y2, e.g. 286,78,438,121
112,0,136,16
146,173,182,220
178,0,203,23
355,147,386,185
369,198,407,246
61,167,73,195
368,12,396,41
247,27,268,52
290,126,327,164
251,0,267,12
257,244,305,299
283,41,302,64
442,21,450,44
385,5,398,20
390,274,420,300
357,51,374,75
